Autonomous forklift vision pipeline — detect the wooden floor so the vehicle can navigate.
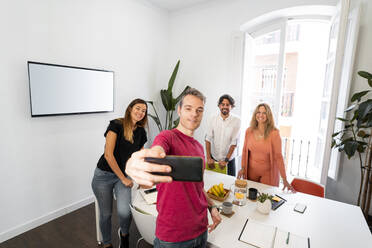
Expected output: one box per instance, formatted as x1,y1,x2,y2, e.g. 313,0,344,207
0,203,152,248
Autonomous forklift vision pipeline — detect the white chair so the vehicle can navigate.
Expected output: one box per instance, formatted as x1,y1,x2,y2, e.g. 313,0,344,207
95,198,103,245
95,192,117,245
129,204,156,247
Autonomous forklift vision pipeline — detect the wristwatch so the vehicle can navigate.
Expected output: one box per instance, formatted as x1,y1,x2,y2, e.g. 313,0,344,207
224,157,229,162
208,205,218,212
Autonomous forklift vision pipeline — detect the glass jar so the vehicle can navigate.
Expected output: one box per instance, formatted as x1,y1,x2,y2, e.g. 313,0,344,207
232,179,247,206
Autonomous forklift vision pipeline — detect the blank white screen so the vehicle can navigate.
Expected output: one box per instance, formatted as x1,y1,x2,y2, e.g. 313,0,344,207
28,62,114,116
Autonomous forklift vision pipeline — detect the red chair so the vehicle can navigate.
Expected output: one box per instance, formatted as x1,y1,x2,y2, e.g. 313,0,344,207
291,178,325,198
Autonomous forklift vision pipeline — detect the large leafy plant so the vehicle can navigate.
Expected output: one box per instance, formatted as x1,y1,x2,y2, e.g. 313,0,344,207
147,60,190,131
332,70,372,217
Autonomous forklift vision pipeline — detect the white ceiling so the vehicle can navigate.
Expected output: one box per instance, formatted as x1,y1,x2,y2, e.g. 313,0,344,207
146,0,213,11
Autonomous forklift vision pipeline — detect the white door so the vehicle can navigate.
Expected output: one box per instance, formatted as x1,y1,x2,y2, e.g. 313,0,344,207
319,0,362,184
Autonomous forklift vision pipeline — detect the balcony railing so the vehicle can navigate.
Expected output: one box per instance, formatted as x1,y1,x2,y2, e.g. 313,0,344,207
282,137,311,179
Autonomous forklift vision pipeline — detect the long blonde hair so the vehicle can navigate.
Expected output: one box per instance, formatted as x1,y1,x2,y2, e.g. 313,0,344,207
249,103,277,139
119,98,148,143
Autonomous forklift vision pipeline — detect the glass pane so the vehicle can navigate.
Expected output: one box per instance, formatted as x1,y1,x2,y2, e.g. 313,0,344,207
246,29,281,118
278,20,330,182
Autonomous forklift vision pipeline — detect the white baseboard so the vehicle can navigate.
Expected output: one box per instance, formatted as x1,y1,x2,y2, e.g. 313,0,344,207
0,195,95,243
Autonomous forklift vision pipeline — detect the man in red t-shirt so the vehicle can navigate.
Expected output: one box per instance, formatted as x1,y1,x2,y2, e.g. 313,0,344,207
126,88,221,247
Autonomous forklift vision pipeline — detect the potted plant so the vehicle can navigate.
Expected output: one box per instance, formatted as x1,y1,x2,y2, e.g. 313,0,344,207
256,193,273,214
147,60,191,132
331,70,372,217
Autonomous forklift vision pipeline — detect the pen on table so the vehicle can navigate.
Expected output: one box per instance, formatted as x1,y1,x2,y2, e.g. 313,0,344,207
286,232,290,244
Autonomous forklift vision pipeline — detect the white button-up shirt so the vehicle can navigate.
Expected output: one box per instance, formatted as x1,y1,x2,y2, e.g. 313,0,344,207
205,113,241,161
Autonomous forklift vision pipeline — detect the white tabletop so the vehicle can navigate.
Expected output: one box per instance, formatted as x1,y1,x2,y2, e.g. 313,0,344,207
132,170,372,248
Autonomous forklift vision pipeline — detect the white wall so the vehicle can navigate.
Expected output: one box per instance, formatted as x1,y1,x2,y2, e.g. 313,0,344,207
326,0,372,215
167,0,338,143
0,0,168,242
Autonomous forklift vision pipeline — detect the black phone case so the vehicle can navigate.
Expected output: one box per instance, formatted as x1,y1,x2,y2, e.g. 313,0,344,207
144,156,203,182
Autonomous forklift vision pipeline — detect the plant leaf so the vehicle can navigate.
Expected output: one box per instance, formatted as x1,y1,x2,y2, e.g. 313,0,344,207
167,60,180,93
331,139,336,148
351,90,370,102
332,131,341,137
343,140,359,159
336,117,349,122
358,71,372,80
357,130,366,138
160,89,172,111
148,114,162,132
357,144,366,153
338,144,344,152
172,117,180,128
358,99,372,120
367,117,372,127
357,141,368,146
175,85,192,103
148,114,160,126
345,104,356,112
340,137,353,145
351,110,359,122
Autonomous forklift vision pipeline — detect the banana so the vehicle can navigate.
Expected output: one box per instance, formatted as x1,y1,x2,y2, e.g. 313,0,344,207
209,183,227,198
213,185,222,197
218,183,225,196
211,187,219,197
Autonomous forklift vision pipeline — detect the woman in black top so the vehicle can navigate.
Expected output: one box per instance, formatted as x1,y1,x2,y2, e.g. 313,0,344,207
92,98,148,248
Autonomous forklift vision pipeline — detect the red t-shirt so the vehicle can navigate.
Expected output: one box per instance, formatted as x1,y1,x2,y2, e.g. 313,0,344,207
152,129,208,242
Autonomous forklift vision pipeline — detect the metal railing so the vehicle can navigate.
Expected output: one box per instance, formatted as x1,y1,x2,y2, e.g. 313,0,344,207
282,137,311,178
260,67,294,117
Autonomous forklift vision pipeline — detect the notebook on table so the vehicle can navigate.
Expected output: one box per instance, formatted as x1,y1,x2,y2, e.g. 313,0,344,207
271,194,286,210
139,186,157,205
238,219,310,248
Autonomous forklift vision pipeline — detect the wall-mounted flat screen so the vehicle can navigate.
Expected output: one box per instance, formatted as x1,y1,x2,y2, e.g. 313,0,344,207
28,61,114,117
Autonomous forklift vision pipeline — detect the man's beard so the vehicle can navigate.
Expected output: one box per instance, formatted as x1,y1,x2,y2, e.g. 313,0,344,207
221,109,229,115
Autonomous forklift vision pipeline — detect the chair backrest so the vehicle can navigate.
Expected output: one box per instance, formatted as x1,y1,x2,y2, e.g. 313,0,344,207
291,178,325,198
129,204,156,245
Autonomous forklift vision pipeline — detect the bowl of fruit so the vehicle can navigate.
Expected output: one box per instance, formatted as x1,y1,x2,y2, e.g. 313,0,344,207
207,183,230,202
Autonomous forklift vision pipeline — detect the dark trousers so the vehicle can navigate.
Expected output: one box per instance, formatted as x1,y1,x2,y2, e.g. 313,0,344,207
227,158,236,177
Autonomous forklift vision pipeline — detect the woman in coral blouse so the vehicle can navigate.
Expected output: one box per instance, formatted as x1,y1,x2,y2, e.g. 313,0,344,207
238,103,294,191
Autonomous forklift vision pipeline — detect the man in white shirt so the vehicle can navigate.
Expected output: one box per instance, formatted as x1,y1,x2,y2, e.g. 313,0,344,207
205,94,241,176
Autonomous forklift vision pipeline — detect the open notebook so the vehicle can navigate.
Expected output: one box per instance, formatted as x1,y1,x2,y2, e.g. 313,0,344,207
238,219,310,248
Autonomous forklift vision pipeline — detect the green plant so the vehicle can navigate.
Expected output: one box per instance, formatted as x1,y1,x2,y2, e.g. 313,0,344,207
257,193,273,203
331,70,372,217
147,60,191,132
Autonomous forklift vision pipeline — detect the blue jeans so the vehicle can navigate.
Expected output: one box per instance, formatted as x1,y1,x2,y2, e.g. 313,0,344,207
91,167,132,245
154,230,208,248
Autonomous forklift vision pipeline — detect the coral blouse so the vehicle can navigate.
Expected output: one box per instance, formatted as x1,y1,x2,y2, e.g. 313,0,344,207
241,128,287,186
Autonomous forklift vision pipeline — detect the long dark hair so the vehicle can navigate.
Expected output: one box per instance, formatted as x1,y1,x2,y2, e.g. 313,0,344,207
119,98,148,143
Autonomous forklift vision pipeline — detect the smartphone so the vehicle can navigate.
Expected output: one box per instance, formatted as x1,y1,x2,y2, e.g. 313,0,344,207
144,155,203,182
294,203,307,213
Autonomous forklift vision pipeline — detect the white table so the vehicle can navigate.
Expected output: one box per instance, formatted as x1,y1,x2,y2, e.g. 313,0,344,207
132,170,372,248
